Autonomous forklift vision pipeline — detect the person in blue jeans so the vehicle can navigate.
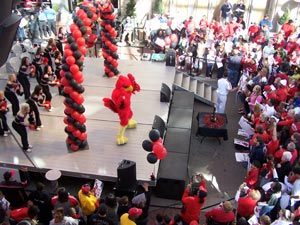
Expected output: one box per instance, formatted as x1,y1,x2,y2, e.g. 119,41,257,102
226,49,242,87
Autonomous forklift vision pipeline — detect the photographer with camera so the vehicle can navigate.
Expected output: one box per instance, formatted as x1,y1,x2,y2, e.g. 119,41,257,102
181,174,207,225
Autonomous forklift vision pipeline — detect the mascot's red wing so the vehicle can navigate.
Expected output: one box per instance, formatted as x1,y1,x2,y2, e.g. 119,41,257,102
103,98,118,113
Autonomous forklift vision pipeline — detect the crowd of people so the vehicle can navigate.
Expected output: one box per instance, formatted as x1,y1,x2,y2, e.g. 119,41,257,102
0,169,154,225
0,36,64,152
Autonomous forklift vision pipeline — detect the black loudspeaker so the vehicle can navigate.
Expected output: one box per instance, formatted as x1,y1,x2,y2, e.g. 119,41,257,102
152,115,166,138
160,83,171,102
156,178,186,200
116,160,136,190
165,49,176,67
0,14,21,67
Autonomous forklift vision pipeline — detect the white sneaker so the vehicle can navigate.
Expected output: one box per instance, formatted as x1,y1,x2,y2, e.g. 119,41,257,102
4,130,10,134
24,149,32,153
3,133,8,137
36,127,41,131
48,107,52,112
40,125,44,128
28,145,33,149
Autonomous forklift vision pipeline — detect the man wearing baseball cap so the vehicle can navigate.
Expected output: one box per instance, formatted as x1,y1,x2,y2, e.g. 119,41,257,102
120,207,143,225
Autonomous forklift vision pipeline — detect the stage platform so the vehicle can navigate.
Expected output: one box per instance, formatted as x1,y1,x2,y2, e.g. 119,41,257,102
0,58,175,183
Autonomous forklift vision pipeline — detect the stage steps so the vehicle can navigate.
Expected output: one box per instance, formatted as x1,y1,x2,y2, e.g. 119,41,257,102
173,70,217,106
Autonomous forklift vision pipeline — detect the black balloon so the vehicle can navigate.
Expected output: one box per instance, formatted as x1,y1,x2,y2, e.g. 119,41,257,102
80,26,87,35
67,36,75,44
76,19,84,27
87,11,93,18
74,121,81,129
61,56,66,64
74,138,82,146
64,127,71,134
69,79,77,88
77,105,85,114
76,59,83,67
67,117,75,124
62,64,70,72
73,50,82,59
78,86,85,94
79,124,86,133
64,72,73,80
65,97,73,105
142,140,153,152
79,140,88,148
68,134,76,141
70,43,79,51
149,129,160,142
147,153,158,164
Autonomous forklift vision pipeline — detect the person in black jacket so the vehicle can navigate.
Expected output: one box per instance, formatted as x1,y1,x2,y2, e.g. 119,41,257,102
17,57,32,100
28,182,53,225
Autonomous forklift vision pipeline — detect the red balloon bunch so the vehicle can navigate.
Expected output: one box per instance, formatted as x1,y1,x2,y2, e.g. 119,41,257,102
142,129,167,164
62,4,99,152
98,0,119,77
164,33,179,49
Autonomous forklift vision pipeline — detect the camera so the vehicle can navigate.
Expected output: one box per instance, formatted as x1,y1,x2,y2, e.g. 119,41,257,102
188,174,202,196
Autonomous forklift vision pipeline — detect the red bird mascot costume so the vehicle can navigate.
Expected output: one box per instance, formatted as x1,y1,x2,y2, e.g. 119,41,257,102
103,73,140,145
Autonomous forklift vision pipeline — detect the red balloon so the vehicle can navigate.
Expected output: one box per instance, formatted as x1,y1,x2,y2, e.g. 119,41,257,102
108,71,114,77
66,124,75,132
70,144,79,151
64,107,74,115
157,147,167,160
86,27,92,35
78,132,87,141
79,46,87,55
105,40,112,47
80,55,85,61
83,18,91,26
71,111,80,120
78,114,86,123
63,86,73,94
110,45,117,52
170,34,178,42
72,30,82,39
70,64,79,74
111,60,118,67
70,91,79,100
153,142,164,155
105,24,112,31
76,76,84,84
74,94,84,104
70,24,79,33
60,70,65,78
76,37,86,46
63,117,69,124
102,51,108,58
73,71,82,81
104,67,110,74
64,43,70,51
64,49,73,57
108,14,115,20
60,77,69,86
106,56,112,62
72,130,81,138
66,56,76,66
66,138,73,145
76,9,85,16
92,13,98,21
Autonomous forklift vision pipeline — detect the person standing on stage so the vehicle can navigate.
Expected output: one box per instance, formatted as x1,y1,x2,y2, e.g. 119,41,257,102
216,72,238,114
40,65,56,111
4,74,23,116
17,57,32,100
0,91,10,137
12,103,32,152
32,47,44,84
26,85,46,131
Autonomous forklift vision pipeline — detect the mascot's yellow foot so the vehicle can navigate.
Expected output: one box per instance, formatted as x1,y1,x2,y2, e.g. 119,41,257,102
127,119,137,129
116,135,128,145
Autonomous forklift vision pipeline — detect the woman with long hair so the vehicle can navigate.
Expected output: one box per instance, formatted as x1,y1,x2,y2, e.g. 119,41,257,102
4,73,23,116
17,56,31,100
12,103,32,152
40,65,56,111
32,46,44,84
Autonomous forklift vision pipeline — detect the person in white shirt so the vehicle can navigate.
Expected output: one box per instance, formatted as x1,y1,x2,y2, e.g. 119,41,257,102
216,71,238,113
262,98,277,117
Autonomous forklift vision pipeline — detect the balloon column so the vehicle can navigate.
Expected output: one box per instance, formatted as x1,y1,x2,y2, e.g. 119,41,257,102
62,3,98,151
142,129,167,164
98,0,119,77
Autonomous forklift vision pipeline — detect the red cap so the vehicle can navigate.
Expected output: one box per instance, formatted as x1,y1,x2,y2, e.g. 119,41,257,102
128,207,142,218
190,220,199,225
81,184,91,194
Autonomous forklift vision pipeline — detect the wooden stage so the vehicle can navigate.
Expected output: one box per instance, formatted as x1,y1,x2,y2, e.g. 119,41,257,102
0,58,175,183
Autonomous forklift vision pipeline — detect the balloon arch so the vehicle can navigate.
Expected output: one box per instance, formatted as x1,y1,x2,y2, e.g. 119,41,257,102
61,0,118,151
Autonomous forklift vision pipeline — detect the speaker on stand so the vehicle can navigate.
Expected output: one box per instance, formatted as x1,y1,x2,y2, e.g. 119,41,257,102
114,159,137,199
160,83,171,102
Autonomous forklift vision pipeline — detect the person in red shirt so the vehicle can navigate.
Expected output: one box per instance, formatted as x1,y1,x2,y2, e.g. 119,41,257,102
181,174,207,224
276,79,289,103
285,35,298,55
205,201,235,224
244,160,261,189
51,187,79,216
253,31,266,45
248,22,260,41
281,19,295,39
235,184,261,219
199,15,208,33
184,16,196,38
263,86,277,104
291,114,300,135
